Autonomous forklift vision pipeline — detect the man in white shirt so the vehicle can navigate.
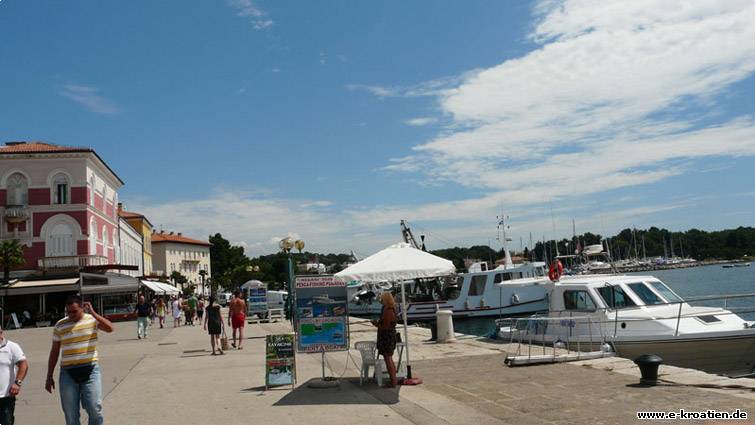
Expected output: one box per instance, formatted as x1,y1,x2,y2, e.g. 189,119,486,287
0,325,28,425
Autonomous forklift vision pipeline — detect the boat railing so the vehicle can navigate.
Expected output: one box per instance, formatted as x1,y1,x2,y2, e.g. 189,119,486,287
495,313,608,361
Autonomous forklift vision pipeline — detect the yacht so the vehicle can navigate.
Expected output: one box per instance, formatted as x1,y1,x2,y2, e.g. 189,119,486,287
497,275,755,377
348,261,551,320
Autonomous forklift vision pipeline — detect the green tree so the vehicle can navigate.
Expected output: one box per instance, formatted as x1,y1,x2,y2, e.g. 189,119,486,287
209,233,250,290
0,239,25,285
170,271,188,289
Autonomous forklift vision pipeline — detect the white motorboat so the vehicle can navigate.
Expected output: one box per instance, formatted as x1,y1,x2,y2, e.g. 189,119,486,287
348,261,552,320
497,275,755,377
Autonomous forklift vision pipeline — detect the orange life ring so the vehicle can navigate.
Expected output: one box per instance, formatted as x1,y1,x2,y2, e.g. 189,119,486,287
548,260,563,281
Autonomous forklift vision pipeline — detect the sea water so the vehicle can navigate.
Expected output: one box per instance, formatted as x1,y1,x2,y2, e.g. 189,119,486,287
454,263,755,337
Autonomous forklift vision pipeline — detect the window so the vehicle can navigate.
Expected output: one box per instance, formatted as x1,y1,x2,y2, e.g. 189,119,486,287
647,281,683,303
89,219,97,255
6,173,28,205
628,283,664,305
102,226,108,247
534,267,545,277
52,173,69,204
597,285,637,309
47,222,75,257
563,290,597,311
494,273,513,283
468,275,487,296
89,175,95,206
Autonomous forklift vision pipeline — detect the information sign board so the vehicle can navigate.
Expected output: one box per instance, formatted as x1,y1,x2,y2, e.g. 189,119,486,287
265,334,296,388
294,275,349,353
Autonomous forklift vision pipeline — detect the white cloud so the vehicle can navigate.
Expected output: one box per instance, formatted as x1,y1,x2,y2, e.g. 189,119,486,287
58,84,120,115
379,0,755,203
345,74,470,99
404,117,437,126
227,0,274,30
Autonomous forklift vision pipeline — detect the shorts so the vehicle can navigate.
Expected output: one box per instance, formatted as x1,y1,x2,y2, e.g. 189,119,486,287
231,313,246,329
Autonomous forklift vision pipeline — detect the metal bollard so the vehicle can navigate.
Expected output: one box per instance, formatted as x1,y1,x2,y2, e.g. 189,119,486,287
634,354,663,386
429,320,438,341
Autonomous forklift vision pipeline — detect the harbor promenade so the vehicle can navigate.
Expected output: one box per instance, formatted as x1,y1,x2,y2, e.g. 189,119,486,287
7,314,754,424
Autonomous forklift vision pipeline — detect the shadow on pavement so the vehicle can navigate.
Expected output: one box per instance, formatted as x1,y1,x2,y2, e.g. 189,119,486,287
270,378,400,405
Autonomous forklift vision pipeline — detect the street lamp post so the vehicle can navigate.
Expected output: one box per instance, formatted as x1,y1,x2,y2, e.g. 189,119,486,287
279,237,304,323
199,270,207,297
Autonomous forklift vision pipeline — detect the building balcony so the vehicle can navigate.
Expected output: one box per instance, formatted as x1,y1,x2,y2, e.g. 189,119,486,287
4,205,29,224
38,255,108,272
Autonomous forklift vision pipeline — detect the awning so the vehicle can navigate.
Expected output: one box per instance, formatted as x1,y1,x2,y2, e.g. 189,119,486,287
81,274,138,295
156,282,181,295
2,277,79,296
141,280,166,294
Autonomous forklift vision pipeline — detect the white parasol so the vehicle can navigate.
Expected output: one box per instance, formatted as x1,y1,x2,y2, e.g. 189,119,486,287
336,242,456,383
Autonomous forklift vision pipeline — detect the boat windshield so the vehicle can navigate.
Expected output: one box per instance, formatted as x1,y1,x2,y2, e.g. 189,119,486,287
627,282,665,305
596,285,637,309
646,280,683,303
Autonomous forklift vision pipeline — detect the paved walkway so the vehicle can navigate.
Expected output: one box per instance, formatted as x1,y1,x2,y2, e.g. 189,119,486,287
6,315,755,424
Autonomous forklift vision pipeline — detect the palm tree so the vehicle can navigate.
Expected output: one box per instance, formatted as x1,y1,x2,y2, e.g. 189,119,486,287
0,239,25,285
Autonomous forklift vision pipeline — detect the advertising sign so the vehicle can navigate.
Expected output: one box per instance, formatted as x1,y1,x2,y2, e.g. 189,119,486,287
265,334,296,388
246,282,268,317
294,275,349,353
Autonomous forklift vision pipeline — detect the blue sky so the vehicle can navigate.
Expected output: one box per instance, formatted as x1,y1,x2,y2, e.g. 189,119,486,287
2,0,755,256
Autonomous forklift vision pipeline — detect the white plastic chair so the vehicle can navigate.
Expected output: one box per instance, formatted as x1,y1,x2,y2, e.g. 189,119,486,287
355,341,378,386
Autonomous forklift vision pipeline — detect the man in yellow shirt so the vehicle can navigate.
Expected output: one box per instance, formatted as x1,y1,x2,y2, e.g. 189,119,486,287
45,295,113,425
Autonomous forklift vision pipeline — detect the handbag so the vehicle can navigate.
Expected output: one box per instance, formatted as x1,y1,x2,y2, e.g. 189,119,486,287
220,326,230,351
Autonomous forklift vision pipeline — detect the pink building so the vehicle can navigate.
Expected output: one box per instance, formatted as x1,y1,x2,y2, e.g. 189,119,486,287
0,141,124,274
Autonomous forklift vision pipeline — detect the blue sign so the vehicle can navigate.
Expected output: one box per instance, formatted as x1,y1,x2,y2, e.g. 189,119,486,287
294,275,349,353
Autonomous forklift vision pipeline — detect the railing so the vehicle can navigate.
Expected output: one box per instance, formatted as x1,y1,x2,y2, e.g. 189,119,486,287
3,204,29,223
495,314,610,363
38,255,108,271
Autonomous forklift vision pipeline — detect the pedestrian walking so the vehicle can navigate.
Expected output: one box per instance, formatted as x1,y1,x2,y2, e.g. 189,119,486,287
196,296,205,322
156,298,166,328
228,291,246,349
187,294,197,326
136,295,151,339
172,296,182,327
46,296,114,425
203,296,225,355
0,325,29,425
149,298,157,325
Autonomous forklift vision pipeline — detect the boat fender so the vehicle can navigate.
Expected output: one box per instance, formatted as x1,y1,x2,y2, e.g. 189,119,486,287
548,260,564,281
511,293,520,305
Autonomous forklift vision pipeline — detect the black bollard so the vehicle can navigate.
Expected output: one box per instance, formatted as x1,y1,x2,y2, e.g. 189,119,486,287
429,320,438,341
634,354,663,385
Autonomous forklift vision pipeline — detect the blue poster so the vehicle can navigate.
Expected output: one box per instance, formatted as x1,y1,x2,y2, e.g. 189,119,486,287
295,275,349,353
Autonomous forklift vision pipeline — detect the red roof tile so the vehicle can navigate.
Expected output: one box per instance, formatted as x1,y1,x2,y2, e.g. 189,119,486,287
151,232,211,246
0,141,92,154
0,141,125,185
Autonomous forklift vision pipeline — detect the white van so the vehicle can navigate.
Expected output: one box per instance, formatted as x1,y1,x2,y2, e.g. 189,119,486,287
217,293,231,307
267,290,287,311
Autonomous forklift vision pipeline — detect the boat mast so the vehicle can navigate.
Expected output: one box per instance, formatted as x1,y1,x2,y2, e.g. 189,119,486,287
497,214,513,268
400,220,423,250
632,228,639,260
670,233,675,258
642,234,647,260
529,232,534,262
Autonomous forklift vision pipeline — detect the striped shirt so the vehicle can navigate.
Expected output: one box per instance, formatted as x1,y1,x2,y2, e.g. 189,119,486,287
53,313,99,368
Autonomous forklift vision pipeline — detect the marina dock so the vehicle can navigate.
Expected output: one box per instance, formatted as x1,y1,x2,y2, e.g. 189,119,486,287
10,314,753,424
